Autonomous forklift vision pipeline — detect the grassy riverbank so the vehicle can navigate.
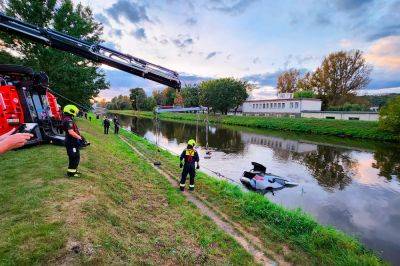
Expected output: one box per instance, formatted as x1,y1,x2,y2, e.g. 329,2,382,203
0,119,253,264
110,110,399,142
118,125,385,265
0,118,385,265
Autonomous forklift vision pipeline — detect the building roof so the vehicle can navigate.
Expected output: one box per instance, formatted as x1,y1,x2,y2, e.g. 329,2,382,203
245,98,321,103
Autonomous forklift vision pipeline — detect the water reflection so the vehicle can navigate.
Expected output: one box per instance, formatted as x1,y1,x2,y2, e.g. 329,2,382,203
114,114,400,263
130,116,246,154
372,147,400,181
293,146,357,192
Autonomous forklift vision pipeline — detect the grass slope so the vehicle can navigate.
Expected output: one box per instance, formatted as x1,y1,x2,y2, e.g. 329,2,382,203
119,126,386,265
0,119,254,265
110,110,399,142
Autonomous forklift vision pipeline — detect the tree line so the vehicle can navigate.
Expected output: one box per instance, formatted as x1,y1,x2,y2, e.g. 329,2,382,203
108,78,250,114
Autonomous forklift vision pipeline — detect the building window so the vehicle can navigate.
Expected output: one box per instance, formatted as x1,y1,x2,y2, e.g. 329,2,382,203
253,104,255,109
278,103,281,108
282,103,285,108
274,103,277,108
349,117,360,120
295,102,299,108
326,116,335,119
290,102,293,108
263,103,265,108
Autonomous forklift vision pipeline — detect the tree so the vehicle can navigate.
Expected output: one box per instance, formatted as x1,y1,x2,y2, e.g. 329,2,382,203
173,91,183,106
0,0,109,105
143,97,156,111
152,90,163,105
277,69,300,93
296,72,314,91
181,84,200,107
106,95,132,110
161,87,175,106
129,87,146,110
379,96,400,133
312,50,372,109
199,78,248,114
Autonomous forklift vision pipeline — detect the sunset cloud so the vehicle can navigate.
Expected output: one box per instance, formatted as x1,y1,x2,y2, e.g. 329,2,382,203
366,36,400,71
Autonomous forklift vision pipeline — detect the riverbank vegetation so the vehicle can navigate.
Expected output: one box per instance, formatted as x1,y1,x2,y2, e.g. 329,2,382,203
119,122,385,265
110,110,400,142
0,119,253,264
379,96,400,134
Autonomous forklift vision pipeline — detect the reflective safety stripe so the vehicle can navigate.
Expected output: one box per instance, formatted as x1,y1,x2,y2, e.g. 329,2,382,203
179,183,185,187
67,169,77,173
189,185,195,188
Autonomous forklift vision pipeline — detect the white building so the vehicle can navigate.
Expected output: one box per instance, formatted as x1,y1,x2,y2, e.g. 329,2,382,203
242,93,322,117
301,111,379,121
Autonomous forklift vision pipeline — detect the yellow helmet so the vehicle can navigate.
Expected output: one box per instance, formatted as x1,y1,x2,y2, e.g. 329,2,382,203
63,104,79,116
188,139,196,146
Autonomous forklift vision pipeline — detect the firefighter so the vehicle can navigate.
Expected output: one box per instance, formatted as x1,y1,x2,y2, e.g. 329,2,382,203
113,116,120,134
179,139,200,191
62,104,82,177
103,117,110,134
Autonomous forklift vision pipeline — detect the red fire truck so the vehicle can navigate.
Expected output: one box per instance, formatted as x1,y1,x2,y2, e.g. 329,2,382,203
0,65,64,145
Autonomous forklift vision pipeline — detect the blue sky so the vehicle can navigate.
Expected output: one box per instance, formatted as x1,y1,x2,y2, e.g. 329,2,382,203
73,0,400,99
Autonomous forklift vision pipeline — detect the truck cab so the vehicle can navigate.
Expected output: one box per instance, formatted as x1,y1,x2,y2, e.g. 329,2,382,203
0,64,64,146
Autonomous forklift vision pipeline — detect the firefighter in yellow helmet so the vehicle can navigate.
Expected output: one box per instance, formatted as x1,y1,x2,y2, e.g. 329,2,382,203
62,104,82,177
179,139,200,191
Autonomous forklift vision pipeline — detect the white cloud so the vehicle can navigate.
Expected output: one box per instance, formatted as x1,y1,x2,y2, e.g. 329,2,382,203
248,86,277,100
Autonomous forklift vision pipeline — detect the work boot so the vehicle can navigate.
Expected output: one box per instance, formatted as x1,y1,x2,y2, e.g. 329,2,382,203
67,169,80,178
179,184,185,191
189,185,194,191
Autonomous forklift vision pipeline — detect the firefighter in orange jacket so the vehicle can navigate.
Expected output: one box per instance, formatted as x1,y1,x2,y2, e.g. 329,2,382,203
179,139,199,191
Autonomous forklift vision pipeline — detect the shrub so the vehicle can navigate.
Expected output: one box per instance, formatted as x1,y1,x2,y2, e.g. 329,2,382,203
327,103,369,111
379,96,400,133
293,90,315,99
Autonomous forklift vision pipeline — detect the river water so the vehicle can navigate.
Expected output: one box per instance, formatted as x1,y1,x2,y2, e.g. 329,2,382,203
115,114,400,263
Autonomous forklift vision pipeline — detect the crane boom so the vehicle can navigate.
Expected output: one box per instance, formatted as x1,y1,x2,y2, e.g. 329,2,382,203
0,12,181,90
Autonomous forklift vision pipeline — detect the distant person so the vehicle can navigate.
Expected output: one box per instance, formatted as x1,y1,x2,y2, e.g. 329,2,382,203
179,139,200,191
103,117,110,134
84,112,87,119
62,104,83,177
0,128,33,154
113,116,120,134
89,116,92,122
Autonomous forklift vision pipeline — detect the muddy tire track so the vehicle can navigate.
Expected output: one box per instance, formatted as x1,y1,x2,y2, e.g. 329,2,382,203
120,136,289,266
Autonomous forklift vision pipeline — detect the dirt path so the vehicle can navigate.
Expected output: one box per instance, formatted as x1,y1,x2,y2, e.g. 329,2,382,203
120,136,287,266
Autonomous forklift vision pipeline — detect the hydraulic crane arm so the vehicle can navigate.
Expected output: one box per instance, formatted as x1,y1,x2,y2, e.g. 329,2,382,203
0,13,181,90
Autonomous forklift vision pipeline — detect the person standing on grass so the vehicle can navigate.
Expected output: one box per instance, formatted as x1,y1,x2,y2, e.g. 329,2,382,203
113,116,120,134
179,139,200,191
62,104,82,177
103,117,110,134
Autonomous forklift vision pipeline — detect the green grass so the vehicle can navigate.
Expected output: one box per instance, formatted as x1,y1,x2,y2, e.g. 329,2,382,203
0,118,254,265
110,110,399,142
119,126,386,265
